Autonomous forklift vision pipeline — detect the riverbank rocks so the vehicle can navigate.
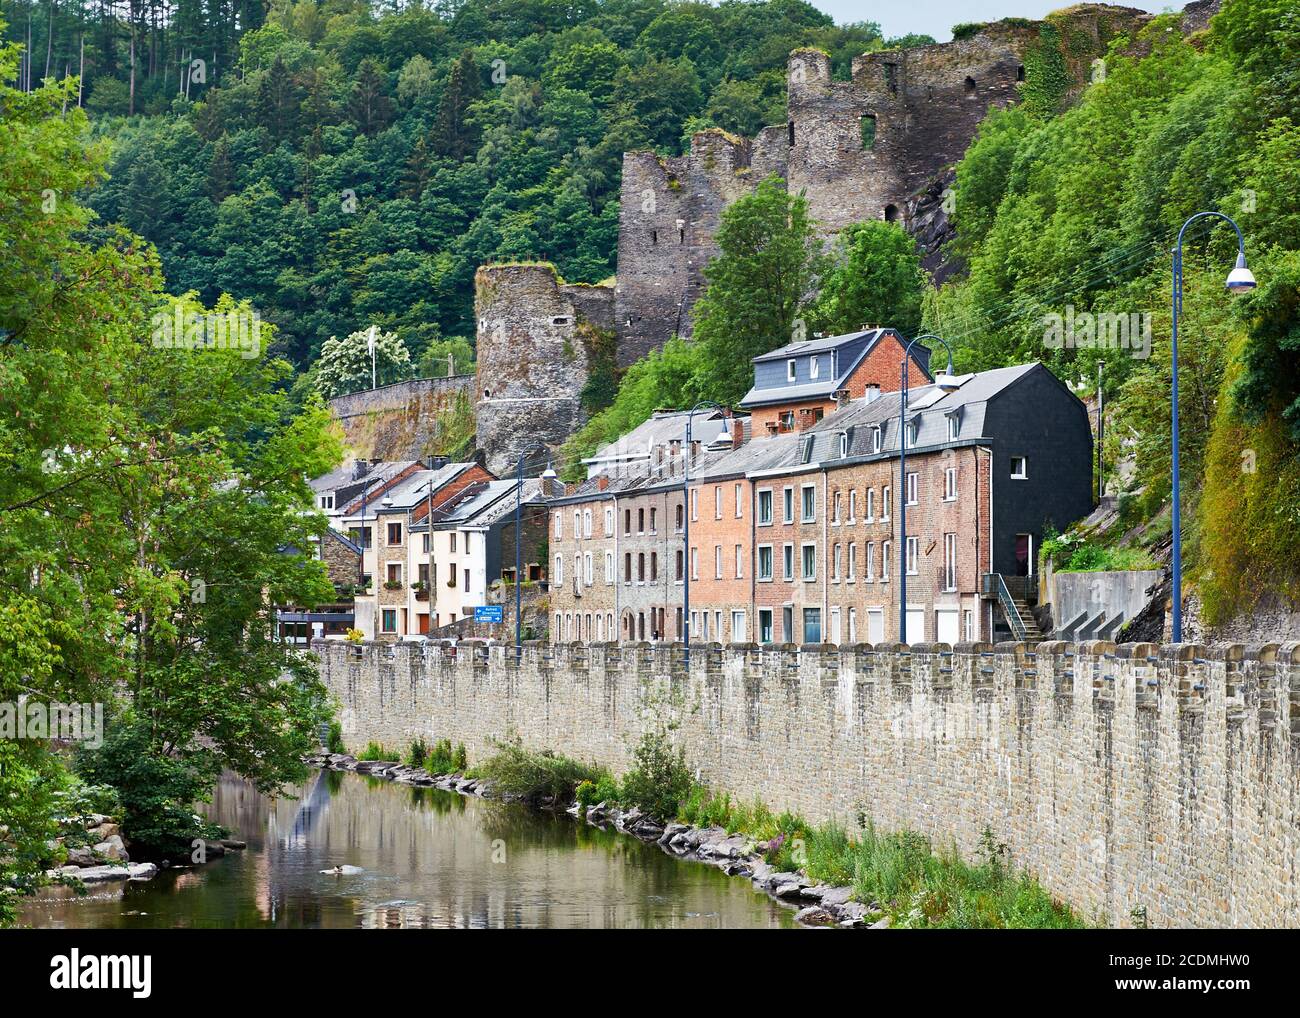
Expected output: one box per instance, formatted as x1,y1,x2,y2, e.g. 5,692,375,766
48,862,158,883
306,753,881,930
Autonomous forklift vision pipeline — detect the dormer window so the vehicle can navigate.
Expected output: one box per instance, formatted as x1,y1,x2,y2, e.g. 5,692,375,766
800,434,815,464
809,357,820,379
947,412,960,441
787,359,797,382
906,418,919,448
838,431,848,458
872,426,882,453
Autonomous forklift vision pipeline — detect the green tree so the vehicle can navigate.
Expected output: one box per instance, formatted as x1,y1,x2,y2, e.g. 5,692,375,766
692,176,827,404
434,49,481,158
814,221,926,338
314,327,414,399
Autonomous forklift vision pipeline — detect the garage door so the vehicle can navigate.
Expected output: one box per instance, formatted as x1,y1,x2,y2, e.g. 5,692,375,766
867,609,885,644
935,609,959,645
905,609,925,642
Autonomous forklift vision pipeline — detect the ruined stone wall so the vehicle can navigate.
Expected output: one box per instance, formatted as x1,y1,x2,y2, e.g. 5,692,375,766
329,376,474,461
319,637,1300,928
474,264,615,475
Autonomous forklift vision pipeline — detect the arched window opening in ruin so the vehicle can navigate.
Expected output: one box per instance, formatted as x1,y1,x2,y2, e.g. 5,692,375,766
788,120,795,146
679,227,685,244
884,63,898,96
860,114,877,150
883,204,899,223
1016,65,1025,82
964,76,976,93
651,229,657,245
483,388,491,399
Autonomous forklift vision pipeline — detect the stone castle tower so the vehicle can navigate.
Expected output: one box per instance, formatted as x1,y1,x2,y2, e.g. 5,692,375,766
475,3,1200,474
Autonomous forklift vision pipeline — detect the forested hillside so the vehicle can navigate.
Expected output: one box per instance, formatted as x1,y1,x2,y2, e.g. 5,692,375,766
1,0,928,373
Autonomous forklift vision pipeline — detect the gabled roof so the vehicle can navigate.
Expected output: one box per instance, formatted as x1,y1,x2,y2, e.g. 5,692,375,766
740,328,932,409
427,479,545,530
584,408,735,476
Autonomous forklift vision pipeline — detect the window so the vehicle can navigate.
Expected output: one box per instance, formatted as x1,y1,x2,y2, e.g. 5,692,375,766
583,509,592,537
605,550,614,583
734,483,743,518
650,507,657,533
810,356,820,379
872,427,882,453
944,466,957,501
735,544,744,579
450,532,457,553
865,541,875,580
803,607,822,644
881,485,891,521
906,536,919,575
651,552,658,581
573,510,581,537
422,533,430,554
690,489,698,521
860,113,877,149
637,553,646,583
782,487,794,523
832,491,842,524
714,486,722,519
638,507,645,533
381,609,398,634
554,514,562,538
464,568,470,591
781,411,795,431
848,490,857,522
624,508,632,534
604,507,614,535
801,484,816,522
947,414,960,441
350,526,372,549
675,549,684,581
759,609,774,644
731,610,746,642
624,552,632,584
690,547,699,580
714,544,723,579
757,545,773,581
801,543,817,581
787,358,797,382
848,606,858,643
387,562,402,584
800,434,814,464
964,610,975,641
865,488,875,521
882,541,891,581
758,489,773,525
386,522,402,546
847,542,856,581
1011,456,1028,479
906,419,918,448
838,431,847,458
319,494,335,510
905,472,918,506
782,543,794,581
943,533,957,591
584,552,594,585
832,542,841,581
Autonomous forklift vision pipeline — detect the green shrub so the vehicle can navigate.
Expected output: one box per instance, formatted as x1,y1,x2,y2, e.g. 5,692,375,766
476,738,608,805
357,741,394,761
405,737,429,767
620,726,694,821
326,720,346,754
420,738,466,774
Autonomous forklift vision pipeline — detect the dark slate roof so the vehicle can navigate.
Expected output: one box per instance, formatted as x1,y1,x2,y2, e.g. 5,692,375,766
750,328,884,363
740,328,932,409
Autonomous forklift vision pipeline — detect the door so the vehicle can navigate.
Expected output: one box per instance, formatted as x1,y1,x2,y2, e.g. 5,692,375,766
867,609,885,644
731,610,746,642
782,606,794,644
1015,533,1033,576
418,612,429,635
935,608,959,645
830,607,842,645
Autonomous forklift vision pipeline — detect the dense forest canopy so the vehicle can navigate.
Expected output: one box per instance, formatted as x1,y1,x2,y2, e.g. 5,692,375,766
1,0,930,373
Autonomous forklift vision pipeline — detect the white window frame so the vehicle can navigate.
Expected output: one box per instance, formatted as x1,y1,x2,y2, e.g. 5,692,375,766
943,532,957,591
605,550,614,584
554,554,563,584
734,544,744,579
865,541,875,580
810,356,820,379
944,466,957,501
757,544,773,581
734,483,743,518
905,472,918,506
782,486,795,524
847,541,856,581
872,427,882,453
787,358,797,382
714,544,723,580
801,484,816,523
1011,455,1028,479
801,542,817,582
757,488,773,525
905,536,919,575
782,543,795,581
881,541,891,581
604,506,614,536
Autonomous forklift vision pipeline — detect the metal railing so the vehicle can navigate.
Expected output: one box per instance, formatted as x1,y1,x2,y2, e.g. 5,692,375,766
989,572,1032,642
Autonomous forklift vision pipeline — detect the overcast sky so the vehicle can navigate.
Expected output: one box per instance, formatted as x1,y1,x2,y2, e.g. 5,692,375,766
810,1,1191,42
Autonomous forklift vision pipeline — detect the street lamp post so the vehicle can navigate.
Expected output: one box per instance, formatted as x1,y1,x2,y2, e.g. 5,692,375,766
683,403,732,663
898,334,960,644
1170,212,1255,642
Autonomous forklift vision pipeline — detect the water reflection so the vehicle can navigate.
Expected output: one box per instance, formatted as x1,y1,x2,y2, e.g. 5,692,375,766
21,772,794,929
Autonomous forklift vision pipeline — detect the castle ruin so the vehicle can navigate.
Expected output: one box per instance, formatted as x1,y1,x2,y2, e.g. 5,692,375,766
475,4,1205,474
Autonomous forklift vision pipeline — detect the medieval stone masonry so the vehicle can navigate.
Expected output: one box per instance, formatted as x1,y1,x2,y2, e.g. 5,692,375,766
471,5,1163,470
319,637,1300,928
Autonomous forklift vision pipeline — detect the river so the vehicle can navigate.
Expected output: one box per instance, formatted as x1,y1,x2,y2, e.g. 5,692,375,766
19,771,795,929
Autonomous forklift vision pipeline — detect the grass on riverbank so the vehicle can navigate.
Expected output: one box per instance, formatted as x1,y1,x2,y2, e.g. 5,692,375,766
467,737,1086,928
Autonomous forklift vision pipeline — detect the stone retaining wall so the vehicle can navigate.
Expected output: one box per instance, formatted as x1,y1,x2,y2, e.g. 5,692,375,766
315,637,1300,928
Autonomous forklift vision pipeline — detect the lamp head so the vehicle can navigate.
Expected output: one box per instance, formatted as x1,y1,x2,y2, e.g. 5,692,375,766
540,463,557,480
716,415,734,444
933,357,961,392
1226,250,1256,294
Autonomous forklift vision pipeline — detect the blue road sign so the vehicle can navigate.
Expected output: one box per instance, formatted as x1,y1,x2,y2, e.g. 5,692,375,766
474,605,504,624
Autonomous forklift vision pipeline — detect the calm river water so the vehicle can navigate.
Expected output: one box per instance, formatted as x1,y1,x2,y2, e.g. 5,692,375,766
20,771,795,929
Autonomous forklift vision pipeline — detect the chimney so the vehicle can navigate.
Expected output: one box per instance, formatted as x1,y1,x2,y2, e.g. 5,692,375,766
353,460,371,480
597,476,610,491
864,385,882,404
